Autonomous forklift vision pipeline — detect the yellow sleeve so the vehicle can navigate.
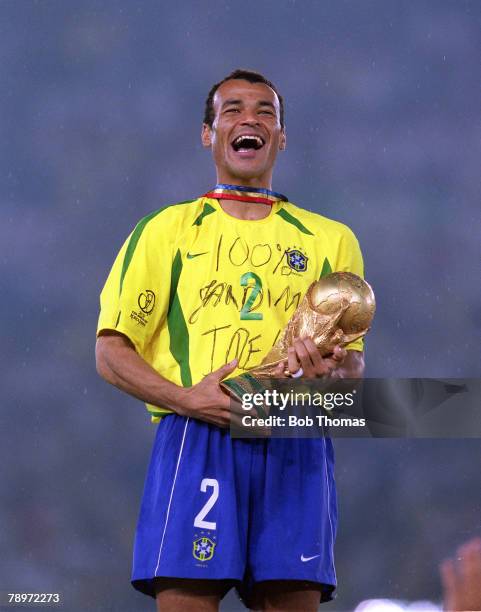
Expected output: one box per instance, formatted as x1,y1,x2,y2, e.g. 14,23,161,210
96,219,172,356
335,227,365,352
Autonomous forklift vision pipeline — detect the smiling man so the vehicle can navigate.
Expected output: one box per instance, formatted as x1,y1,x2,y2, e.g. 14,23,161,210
96,69,365,611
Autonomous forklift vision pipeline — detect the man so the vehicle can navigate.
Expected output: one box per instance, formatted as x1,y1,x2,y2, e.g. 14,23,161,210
441,537,481,612
96,69,365,611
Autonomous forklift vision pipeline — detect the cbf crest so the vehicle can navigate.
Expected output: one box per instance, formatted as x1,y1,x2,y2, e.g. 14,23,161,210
286,249,308,272
193,536,216,561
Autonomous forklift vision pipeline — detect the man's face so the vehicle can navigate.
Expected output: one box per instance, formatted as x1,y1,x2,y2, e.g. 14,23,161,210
202,79,286,185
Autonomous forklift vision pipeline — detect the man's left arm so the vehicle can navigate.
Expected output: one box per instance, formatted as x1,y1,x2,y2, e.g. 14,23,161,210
280,224,366,379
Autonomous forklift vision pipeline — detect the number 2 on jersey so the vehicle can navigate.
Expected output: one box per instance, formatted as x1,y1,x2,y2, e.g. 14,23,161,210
240,272,263,320
193,478,219,530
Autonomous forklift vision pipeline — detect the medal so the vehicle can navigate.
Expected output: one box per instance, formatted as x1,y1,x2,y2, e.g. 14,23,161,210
204,183,288,206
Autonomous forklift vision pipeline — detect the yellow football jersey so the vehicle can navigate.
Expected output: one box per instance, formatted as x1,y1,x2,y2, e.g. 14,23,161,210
97,196,364,422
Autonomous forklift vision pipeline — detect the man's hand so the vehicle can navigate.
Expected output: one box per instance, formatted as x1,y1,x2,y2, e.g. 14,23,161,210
271,339,364,379
290,338,347,377
178,359,239,428
441,537,481,612
272,338,348,378
96,332,241,427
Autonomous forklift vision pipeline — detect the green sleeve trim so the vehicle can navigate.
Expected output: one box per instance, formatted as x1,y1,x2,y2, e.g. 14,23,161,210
276,208,314,236
167,250,192,387
118,199,195,296
119,207,165,296
148,408,173,417
193,202,216,226
319,257,332,279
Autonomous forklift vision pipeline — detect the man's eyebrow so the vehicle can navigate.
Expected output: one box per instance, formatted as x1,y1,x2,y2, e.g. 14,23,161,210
257,100,276,109
221,99,242,108
221,99,276,109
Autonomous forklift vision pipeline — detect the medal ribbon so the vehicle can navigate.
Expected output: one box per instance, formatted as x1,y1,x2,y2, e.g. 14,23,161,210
204,183,288,206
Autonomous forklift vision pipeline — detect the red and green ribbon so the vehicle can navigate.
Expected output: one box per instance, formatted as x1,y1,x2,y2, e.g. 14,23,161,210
204,183,288,206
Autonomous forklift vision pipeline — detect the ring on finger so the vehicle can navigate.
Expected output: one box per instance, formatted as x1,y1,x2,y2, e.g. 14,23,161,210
290,367,304,379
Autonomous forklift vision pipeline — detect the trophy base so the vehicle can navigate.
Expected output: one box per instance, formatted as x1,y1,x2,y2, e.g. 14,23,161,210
221,373,273,403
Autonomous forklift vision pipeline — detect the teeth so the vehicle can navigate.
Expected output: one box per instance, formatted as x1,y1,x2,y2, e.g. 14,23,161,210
234,135,264,146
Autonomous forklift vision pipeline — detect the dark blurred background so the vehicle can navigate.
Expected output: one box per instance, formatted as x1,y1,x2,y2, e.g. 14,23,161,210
1,1,480,610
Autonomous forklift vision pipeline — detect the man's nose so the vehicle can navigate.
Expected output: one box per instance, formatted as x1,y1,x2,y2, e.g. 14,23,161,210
240,111,260,125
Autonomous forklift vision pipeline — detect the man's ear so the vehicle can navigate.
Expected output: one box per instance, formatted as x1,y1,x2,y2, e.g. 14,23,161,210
279,128,286,151
201,123,212,148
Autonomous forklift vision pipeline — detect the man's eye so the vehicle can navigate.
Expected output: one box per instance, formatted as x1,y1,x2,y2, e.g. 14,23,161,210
259,110,274,115
225,108,240,113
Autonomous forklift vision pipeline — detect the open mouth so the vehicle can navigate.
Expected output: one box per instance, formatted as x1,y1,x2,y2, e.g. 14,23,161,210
231,135,265,152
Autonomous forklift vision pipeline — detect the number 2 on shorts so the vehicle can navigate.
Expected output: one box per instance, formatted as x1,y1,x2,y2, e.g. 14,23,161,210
193,478,219,530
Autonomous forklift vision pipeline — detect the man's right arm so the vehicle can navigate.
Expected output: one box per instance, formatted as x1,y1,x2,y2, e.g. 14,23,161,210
95,331,237,427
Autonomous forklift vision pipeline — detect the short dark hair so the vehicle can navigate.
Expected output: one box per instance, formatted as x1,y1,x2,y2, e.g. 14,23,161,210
203,69,285,128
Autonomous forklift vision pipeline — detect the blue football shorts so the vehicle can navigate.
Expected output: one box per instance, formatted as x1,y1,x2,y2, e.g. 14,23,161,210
131,414,337,603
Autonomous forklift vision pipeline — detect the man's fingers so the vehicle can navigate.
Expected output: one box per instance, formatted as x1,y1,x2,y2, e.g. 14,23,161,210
211,358,238,381
293,339,312,368
206,409,232,428
322,357,338,370
303,338,324,369
293,338,319,376
299,338,333,376
458,537,481,580
287,347,301,375
220,409,233,427
229,398,246,415
332,345,347,362
273,361,287,377
440,559,457,606
287,340,348,378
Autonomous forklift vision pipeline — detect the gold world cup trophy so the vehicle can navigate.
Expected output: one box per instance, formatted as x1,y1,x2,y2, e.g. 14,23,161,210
221,272,376,401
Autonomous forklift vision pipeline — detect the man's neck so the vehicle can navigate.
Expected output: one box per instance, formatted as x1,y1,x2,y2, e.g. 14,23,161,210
218,198,272,220
213,177,276,220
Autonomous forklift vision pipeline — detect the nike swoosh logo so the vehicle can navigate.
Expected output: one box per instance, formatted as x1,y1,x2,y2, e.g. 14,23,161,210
186,251,208,259
300,554,320,562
